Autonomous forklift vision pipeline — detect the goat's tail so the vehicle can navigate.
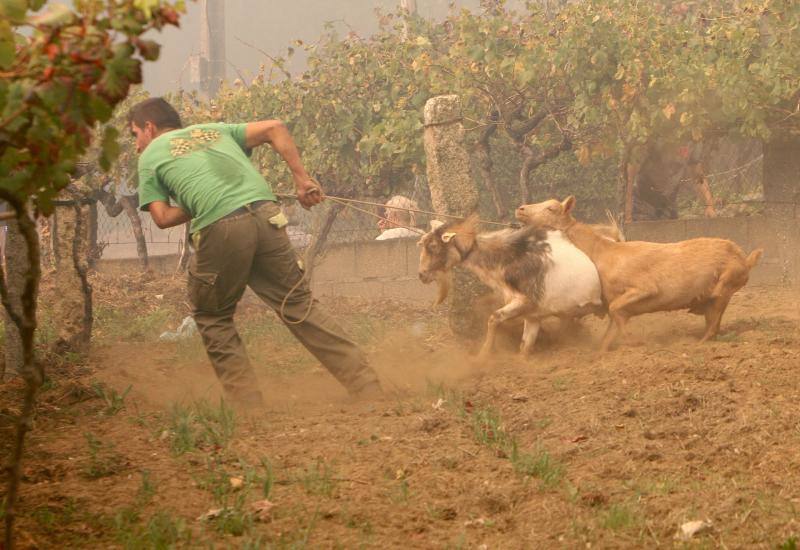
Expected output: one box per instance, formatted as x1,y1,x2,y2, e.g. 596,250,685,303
605,209,625,242
745,249,764,270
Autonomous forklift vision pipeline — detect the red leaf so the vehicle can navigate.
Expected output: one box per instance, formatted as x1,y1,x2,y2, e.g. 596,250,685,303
45,43,60,61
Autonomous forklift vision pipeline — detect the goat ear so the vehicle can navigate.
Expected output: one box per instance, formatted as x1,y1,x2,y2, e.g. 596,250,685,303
446,212,478,252
429,219,445,231
441,232,457,243
562,196,576,214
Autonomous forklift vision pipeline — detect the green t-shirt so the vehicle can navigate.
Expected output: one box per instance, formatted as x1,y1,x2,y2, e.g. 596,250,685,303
137,122,275,233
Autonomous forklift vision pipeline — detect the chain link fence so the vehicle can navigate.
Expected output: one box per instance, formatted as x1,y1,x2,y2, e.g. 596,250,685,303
96,204,186,259
93,194,405,262
83,137,780,262
677,138,766,218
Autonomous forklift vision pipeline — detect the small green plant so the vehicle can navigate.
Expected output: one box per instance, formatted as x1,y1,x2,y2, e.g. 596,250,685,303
715,331,741,342
167,403,197,455
32,506,57,527
165,399,237,455
510,442,564,487
471,408,512,449
534,417,553,430
300,459,336,497
239,536,267,550
195,398,237,448
425,381,468,418
344,512,374,536
195,459,232,503
82,432,126,479
426,503,457,521
40,376,58,392
213,493,253,537
433,382,566,487
31,499,79,528
389,479,411,505
34,318,58,347
114,509,193,549
192,457,267,538
61,351,84,365
95,305,173,342
137,470,156,505
602,503,638,531
446,531,468,550
256,457,274,499
92,382,132,416
778,536,798,550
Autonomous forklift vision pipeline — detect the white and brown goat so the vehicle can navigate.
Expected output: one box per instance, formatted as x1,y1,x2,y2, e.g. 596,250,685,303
516,196,763,351
417,215,603,361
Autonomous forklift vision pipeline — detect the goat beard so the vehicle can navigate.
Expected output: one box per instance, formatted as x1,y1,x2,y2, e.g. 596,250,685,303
432,272,451,307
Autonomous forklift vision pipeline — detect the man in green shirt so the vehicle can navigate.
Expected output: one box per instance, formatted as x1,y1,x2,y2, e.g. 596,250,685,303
129,97,382,407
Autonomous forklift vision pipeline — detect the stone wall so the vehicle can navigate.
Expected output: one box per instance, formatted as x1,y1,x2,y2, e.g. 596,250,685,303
310,237,436,304
623,215,799,287
97,215,799,302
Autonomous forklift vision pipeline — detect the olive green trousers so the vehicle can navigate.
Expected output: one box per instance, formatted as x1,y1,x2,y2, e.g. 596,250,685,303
187,201,379,406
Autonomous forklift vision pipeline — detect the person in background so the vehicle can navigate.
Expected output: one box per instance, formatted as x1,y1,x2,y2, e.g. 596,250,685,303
630,139,717,221
376,195,420,240
128,97,382,408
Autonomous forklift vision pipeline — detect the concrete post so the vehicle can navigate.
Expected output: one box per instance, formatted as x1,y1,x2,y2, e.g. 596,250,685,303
199,0,226,98
423,95,487,339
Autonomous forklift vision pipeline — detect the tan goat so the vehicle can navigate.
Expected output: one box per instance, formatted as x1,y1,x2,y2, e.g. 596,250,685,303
516,196,763,351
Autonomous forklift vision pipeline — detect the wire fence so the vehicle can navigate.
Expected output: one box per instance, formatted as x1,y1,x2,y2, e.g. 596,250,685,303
95,205,186,259
93,194,391,260
677,138,766,217
79,137,791,261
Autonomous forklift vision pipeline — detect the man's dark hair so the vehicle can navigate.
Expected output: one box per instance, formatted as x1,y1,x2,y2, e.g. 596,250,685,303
128,97,183,130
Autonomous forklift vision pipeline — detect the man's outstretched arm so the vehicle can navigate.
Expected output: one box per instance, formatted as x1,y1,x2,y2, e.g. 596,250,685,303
147,200,191,229
244,120,323,209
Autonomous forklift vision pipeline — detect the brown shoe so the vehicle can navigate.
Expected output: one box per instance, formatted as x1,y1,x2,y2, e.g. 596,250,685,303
349,380,384,401
228,390,265,410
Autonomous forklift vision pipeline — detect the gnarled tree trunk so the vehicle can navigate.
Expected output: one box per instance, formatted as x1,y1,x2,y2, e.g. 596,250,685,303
95,187,149,270
474,119,505,219
0,198,42,550
51,195,92,356
2,215,26,380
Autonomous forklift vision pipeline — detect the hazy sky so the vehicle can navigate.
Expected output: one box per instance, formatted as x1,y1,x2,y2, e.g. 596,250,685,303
142,0,489,96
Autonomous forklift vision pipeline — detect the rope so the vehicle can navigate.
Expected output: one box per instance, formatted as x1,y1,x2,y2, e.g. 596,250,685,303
274,190,516,325
324,195,426,235
274,191,433,326
275,192,422,325
275,192,516,229
279,264,314,326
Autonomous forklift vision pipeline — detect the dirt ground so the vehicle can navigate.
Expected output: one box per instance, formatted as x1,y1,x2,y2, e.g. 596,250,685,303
1,273,799,549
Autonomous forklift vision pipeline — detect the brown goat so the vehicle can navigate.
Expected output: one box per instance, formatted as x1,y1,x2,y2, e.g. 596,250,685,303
589,210,625,242
418,215,603,360
516,196,763,351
